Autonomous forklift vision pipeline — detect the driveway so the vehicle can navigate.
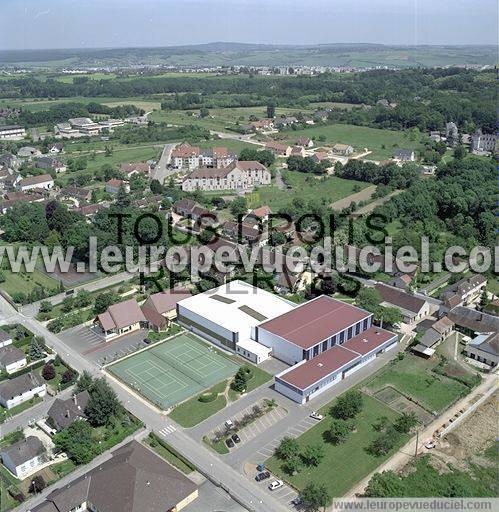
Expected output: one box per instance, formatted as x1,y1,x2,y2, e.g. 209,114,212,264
151,142,178,184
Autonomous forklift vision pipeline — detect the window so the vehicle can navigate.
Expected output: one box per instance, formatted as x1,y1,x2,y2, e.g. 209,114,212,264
322,340,328,352
313,345,319,357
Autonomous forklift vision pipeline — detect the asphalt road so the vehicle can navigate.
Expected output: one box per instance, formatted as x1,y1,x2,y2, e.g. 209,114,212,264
151,142,178,184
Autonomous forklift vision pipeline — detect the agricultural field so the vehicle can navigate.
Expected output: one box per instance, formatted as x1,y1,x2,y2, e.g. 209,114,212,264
248,171,370,210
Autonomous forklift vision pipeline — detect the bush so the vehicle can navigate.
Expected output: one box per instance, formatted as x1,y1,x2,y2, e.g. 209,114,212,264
42,363,56,381
198,392,217,403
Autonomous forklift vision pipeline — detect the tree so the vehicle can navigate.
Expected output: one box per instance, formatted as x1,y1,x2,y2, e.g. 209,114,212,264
282,453,302,475
150,179,164,194
301,482,330,511
61,368,77,385
266,102,276,119
230,197,248,217
269,230,287,246
301,443,325,467
367,426,400,456
394,412,418,433
479,289,489,311
230,366,251,393
453,145,467,160
42,363,56,381
275,436,299,460
29,339,44,360
39,300,53,313
76,370,94,392
327,418,353,444
364,470,405,497
93,292,118,314
199,107,210,118
29,475,46,494
54,420,95,464
356,287,382,312
85,378,120,426
330,390,363,420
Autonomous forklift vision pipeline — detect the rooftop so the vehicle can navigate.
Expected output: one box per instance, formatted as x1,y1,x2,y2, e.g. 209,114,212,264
1,436,44,466
97,299,146,331
177,280,295,338
258,295,371,349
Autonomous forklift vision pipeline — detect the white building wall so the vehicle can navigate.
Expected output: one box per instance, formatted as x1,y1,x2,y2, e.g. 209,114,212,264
4,357,27,374
3,384,46,409
256,328,303,365
274,380,305,404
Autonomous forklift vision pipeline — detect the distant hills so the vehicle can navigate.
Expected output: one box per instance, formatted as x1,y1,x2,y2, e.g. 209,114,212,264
0,42,496,69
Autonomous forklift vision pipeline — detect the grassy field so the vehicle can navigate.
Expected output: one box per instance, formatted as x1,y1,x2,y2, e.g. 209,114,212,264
144,433,195,474
266,393,409,499
364,353,469,413
169,380,228,427
250,171,369,210
0,267,59,297
278,123,422,160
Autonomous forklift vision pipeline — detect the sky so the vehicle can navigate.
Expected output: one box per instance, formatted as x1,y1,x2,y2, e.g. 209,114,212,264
0,0,496,50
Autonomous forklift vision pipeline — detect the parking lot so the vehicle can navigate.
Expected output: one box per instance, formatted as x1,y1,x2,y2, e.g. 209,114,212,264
248,467,300,510
254,415,320,460
59,325,149,365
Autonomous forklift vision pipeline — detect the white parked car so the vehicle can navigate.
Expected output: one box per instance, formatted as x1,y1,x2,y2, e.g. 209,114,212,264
424,440,436,449
310,411,323,421
224,419,234,429
269,480,284,491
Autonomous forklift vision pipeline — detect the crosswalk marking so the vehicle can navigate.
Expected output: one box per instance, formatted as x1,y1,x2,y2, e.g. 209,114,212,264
159,425,176,436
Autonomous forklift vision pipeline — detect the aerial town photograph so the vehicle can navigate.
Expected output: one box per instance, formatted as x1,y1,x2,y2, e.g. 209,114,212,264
0,1,496,511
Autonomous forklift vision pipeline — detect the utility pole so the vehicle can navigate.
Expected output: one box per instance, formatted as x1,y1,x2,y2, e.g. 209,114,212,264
414,428,419,459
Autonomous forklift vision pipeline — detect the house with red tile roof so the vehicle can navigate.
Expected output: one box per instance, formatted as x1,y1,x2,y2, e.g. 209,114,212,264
96,299,146,340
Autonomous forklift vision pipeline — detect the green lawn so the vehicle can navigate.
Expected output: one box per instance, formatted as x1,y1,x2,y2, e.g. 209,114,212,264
144,433,195,474
365,354,469,413
279,123,422,160
228,366,272,401
251,171,369,210
266,393,409,499
168,380,228,428
0,268,59,298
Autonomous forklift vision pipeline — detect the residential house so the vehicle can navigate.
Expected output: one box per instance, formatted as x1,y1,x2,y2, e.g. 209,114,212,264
447,307,499,336
59,186,92,207
464,332,498,367
412,316,454,357
30,440,198,512
471,129,497,152
181,161,270,192
393,149,415,162
120,162,151,178
296,137,313,148
77,203,106,219
105,178,129,194
445,122,459,145
17,174,54,192
1,436,47,479
389,273,414,289
48,143,64,154
0,191,44,214
0,372,46,409
96,299,146,341
0,328,12,348
0,345,27,374
47,390,90,431
36,156,66,173
265,141,291,157
440,274,487,314
141,289,192,331
273,116,298,129
250,119,274,132
222,221,267,246
290,146,306,157
311,151,331,164
375,283,430,324
313,110,330,122
244,205,272,224
0,153,20,170
0,125,26,140
332,143,354,156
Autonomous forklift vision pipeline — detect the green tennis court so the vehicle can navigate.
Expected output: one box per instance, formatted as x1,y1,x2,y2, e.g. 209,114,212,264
108,333,239,409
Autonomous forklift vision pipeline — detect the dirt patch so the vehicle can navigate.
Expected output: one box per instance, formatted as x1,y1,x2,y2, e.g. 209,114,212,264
437,395,497,462
330,185,376,210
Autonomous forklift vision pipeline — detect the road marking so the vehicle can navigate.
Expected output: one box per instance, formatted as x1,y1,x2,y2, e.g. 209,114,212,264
159,424,176,436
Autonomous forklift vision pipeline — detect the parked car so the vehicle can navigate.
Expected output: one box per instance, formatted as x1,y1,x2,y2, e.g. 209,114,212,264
424,440,436,449
309,411,323,421
231,433,241,444
224,419,234,429
255,471,270,482
269,480,283,490
292,495,303,506
143,338,151,344
225,438,235,448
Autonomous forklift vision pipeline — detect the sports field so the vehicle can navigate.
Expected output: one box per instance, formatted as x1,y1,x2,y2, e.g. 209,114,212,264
109,333,239,410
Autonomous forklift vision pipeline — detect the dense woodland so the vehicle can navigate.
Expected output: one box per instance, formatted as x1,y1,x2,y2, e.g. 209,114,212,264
2,68,495,133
